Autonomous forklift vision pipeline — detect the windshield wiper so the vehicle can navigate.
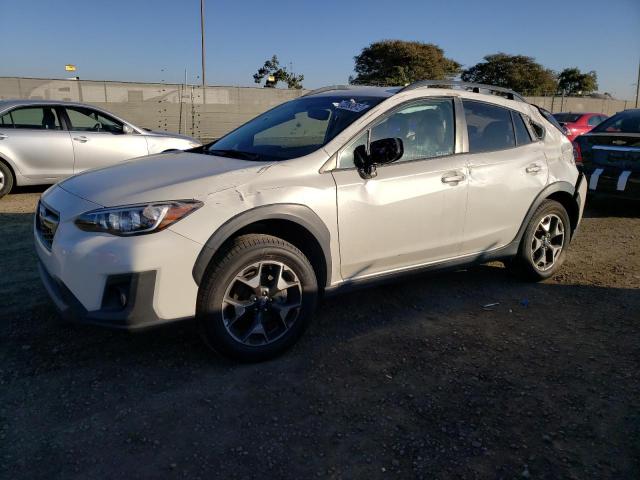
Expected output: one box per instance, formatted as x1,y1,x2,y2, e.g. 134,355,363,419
207,148,260,161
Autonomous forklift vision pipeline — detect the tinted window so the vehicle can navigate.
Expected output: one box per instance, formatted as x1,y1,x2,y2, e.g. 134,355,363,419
209,95,385,161
512,111,533,146
0,112,12,127
587,115,603,126
592,110,640,133
553,113,581,123
537,107,565,134
8,107,61,130
66,107,124,133
463,100,515,153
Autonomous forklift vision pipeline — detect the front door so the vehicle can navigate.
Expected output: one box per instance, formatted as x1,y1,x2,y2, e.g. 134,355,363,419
331,98,468,280
63,106,148,173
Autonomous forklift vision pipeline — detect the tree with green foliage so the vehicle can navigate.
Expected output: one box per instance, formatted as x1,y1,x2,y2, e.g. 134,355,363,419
557,68,598,95
350,40,461,86
253,55,304,89
461,53,557,95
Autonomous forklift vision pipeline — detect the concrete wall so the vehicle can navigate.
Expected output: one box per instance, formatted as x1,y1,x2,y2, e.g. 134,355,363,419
525,95,634,116
0,77,305,142
0,77,634,141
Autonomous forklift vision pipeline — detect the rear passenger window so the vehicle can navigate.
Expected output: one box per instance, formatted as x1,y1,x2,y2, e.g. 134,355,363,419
0,113,12,128
463,100,515,153
512,111,533,146
9,107,62,130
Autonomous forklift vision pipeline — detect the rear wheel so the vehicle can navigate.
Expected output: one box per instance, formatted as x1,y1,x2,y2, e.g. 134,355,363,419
0,161,14,199
511,200,571,281
197,234,318,362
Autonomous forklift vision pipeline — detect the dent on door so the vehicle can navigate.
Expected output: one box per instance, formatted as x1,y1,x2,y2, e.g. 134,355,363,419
462,145,548,254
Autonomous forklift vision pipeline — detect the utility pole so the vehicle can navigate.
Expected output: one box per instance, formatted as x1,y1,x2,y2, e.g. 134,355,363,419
635,56,640,108
200,0,206,105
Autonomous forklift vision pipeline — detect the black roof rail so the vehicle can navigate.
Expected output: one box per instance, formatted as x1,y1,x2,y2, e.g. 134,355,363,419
397,80,526,102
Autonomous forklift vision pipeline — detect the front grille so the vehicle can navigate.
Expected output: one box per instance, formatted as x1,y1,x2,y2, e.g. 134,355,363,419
36,200,59,251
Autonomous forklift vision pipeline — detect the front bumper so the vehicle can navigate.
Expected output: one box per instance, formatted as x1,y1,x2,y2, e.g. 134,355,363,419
35,186,202,330
38,262,170,330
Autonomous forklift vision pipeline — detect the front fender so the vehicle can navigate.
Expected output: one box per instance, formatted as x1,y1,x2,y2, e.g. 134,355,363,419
191,203,332,287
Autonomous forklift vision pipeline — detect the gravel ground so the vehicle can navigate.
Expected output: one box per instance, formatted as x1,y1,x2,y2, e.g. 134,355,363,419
1,187,639,479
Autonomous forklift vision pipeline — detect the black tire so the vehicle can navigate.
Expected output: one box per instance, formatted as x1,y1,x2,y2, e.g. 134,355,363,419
511,199,571,281
0,161,14,199
197,234,318,362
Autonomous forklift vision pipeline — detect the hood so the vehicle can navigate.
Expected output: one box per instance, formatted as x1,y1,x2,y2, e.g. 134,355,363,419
59,152,271,207
145,130,200,143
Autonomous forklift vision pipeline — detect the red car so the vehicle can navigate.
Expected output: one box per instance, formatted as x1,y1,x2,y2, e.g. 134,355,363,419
553,112,608,142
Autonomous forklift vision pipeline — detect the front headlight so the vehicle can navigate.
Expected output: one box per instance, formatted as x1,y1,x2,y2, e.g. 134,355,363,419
75,200,203,236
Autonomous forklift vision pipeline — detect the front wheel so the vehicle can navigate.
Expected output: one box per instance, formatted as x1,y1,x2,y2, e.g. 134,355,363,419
197,234,318,362
511,200,571,281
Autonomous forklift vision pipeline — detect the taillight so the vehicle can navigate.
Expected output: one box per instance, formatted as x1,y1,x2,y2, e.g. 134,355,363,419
573,141,583,166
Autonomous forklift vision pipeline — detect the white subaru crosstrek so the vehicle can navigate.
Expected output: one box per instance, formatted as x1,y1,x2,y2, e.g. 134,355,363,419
35,82,587,361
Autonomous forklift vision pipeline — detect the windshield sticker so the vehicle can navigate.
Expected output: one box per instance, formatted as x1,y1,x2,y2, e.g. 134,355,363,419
335,99,370,113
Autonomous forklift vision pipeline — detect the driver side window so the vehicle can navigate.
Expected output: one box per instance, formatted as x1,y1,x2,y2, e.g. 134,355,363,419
65,107,124,133
338,98,455,168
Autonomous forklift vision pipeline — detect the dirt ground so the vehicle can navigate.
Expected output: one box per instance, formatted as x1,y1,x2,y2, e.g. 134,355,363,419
1,187,639,479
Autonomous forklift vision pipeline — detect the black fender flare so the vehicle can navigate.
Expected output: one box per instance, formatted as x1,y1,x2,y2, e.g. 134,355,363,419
192,203,332,287
511,180,576,246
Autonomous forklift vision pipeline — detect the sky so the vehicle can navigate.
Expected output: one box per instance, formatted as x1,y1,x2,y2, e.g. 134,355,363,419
1,0,639,99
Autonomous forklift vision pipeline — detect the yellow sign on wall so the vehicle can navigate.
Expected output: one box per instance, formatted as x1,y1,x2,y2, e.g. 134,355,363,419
65,64,76,72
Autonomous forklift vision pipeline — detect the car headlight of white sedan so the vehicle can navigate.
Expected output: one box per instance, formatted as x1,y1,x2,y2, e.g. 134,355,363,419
75,200,202,236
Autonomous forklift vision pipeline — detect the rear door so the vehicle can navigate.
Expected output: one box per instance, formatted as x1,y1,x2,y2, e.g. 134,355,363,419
0,105,74,181
460,100,548,255
62,106,148,173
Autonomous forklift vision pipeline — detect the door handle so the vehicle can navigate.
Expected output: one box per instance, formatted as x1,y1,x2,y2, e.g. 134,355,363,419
526,163,541,174
0,133,7,140
441,172,466,185
73,136,88,143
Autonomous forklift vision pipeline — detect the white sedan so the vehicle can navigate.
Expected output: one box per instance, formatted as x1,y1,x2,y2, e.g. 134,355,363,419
0,99,201,198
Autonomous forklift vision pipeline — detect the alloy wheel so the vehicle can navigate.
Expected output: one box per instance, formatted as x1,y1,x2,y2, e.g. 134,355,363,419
530,213,565,271
221,260,302,346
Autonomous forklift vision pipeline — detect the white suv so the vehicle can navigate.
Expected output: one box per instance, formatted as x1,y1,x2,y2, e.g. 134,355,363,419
35,82,587,361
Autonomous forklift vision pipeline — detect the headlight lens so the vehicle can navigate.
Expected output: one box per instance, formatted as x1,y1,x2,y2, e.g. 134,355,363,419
75,200,202,236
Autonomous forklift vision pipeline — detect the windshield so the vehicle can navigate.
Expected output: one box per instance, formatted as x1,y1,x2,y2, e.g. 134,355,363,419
206,95,385,161
592,110,640,134
553,113,582,123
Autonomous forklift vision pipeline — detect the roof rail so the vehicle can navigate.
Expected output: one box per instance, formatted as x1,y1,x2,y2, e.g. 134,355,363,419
302,85,360,97
398,80,526,102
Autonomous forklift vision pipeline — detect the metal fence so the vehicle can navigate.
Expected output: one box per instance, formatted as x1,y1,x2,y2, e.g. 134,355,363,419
0,77,634,141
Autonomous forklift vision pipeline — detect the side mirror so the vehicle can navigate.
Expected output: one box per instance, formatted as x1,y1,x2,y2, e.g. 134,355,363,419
123,124,135,134
354,137,404,179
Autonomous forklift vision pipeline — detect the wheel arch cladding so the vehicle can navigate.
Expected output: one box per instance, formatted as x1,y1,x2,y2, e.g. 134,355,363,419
192,204,331,289
546,190,579,237
0,155,17,182
514,181,577,244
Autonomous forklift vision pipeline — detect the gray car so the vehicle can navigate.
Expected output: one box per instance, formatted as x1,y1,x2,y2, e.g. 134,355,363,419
0,99,201,198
